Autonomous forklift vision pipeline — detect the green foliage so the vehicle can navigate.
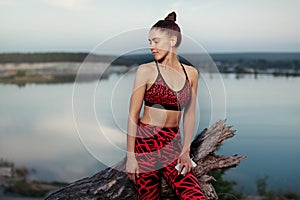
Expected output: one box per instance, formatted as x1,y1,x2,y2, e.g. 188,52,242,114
15,166,29,178
0,158,14,167
0,52,115,63
256,176,299,200
256,176,268,196
49,181,68,187
234,65,246,73
16,70,26,77
1,53,300,71
284,190,299,199
209,169,242,200
4,180,49,197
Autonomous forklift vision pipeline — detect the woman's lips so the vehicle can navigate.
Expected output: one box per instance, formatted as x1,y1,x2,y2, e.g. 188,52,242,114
152,51,158,56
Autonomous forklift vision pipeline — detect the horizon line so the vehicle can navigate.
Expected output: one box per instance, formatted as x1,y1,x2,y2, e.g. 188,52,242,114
0,51,300,55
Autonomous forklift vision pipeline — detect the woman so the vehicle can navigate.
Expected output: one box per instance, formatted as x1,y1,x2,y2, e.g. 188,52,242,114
126,12,206,200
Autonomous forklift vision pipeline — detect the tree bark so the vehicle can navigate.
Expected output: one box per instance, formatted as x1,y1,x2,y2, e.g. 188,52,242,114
45,119,245,200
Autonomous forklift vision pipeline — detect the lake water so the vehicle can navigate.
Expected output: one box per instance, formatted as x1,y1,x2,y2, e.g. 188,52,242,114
0,71,299,195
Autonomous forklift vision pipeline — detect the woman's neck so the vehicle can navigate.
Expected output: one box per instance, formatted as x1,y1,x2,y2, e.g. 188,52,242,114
157,51,179,69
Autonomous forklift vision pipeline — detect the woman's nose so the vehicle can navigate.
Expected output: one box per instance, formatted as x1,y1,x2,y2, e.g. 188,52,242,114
149,41,157,49
149,43,155,50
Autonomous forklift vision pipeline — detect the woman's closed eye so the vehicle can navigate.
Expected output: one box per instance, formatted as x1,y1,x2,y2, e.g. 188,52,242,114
148,38,160,45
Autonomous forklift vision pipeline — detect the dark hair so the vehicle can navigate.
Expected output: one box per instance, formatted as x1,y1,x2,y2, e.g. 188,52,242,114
151,11,182,47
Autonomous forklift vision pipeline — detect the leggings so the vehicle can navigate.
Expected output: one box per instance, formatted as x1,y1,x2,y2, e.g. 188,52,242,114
134,120,206,200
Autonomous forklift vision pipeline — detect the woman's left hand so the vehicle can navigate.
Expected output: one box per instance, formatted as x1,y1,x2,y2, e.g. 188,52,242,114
177,149,193,176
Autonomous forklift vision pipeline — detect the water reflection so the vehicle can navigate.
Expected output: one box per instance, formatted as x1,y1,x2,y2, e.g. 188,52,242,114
0,73,299,194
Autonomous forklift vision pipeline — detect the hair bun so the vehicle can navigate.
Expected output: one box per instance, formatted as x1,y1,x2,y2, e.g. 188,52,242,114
164,11,176,22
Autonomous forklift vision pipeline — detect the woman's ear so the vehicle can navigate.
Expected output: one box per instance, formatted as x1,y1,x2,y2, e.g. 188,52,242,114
170,35,177,47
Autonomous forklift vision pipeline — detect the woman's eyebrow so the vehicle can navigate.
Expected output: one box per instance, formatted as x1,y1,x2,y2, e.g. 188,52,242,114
148,37,160,41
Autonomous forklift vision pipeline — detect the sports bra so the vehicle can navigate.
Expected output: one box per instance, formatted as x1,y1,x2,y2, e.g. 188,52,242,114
143,61,192,111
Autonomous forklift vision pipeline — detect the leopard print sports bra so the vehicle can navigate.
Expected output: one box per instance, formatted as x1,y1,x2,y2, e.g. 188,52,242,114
143,61,192,111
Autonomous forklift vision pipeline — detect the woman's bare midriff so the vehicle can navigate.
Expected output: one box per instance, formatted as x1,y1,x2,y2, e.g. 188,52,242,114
140,105,182,127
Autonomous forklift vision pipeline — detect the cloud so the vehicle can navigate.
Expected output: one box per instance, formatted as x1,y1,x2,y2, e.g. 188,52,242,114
1,0,299,52
0,109,126,166
35,111,76,136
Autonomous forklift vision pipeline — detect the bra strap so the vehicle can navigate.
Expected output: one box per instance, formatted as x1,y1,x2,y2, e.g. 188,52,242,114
156,60,189,82
180,63,189,81
155,60,161,74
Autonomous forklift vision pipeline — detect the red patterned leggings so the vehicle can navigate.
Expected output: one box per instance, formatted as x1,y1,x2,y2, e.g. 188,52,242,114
134,121,206,200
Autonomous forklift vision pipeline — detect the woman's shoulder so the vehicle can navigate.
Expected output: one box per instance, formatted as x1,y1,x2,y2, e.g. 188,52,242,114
138,61,156,69
134,61,157,83
136,61,157,74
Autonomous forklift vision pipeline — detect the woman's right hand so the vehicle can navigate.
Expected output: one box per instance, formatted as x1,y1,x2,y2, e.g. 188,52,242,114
126,156,139,184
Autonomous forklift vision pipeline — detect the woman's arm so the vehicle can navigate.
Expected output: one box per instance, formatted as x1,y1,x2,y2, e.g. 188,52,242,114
126,64,148,183
182,67,198,152
127,65,148,156
177,66,199,175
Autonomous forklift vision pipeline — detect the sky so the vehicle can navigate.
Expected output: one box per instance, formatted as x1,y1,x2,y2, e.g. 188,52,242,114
0,0,299,54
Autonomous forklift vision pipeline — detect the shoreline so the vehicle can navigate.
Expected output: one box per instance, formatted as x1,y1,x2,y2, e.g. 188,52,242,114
0,62,130,85
0,71,299,86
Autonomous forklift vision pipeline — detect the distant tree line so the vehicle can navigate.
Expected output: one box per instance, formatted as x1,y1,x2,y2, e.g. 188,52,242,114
0,53,115,63
0,52,299,71
218,58,300,71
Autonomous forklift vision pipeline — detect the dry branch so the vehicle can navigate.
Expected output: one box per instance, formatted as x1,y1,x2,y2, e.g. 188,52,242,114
45,119,245,200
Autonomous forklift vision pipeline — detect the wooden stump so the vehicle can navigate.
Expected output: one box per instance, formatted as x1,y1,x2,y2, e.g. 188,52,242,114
45,119,245,200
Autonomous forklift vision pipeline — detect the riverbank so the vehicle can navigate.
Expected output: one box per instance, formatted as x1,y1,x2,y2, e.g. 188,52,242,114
0,178,66,198
0,52,299,85
0,162,67,199
0,62,129,86
0,62,299,86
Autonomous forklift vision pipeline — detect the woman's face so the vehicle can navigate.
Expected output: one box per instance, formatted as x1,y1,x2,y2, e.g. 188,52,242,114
148,28,173,61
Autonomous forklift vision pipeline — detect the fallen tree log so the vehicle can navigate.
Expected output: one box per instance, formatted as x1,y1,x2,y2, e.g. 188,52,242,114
45,119,246,200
